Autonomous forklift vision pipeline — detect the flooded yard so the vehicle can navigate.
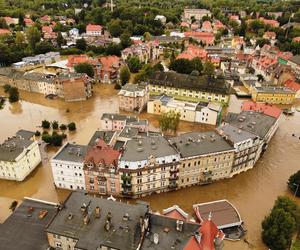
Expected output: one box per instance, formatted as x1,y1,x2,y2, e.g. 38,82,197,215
0,84,300,250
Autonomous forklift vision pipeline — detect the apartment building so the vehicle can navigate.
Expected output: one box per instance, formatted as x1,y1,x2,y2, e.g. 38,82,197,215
224,110,279,148
86,23,102,36
216,124,261,177
118,136,180,197
118,83,149,113
50,143,88,190
0,132,41,181
251,86,296,104
148,71,231,104
100,113,138,131
169,131,235,187
147,95,222,125
83,139,121,196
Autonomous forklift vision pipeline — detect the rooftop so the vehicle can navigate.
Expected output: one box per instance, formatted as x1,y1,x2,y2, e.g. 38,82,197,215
0,198,58,250
289,55,300,65
254,86,295,94
120,136,178,162
193,200,242,229
217,124,258,144
0,136,35,162
52,143,88,163
169,131,234,158
46,192,149,250
224,111,277,139
101,113,137,123
88,130,116,146
16,130,35,140
241,101,282,119
119,126,139,139
148,71,230,95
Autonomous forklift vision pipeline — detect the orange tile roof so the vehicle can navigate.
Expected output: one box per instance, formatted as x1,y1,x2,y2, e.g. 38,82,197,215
177,44,207,60
285,79,300,92
293,37,300,43
241,101,282,118
86,23,102,32
24,18,34,25
202,21,212,30
184,32,215,45
67,55,99,67
0,29,11,35
180,21,190,27
42,26,52,33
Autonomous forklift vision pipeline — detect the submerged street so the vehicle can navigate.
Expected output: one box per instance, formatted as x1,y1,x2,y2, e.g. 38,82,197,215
0,84,300,250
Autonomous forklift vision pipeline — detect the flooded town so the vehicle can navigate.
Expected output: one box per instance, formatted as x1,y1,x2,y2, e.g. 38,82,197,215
1,0,300,250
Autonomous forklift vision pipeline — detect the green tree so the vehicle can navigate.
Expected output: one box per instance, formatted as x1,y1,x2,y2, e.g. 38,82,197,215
127,56,142,73
249,20,265,32
26,26,41,49
59,124,67,130
42,134,52,144
34,41,54,54
191,57,203,74
105,43,121,56
68,122,76,131
159,110,180,133
51,133,63,146
120,65,131,85
74,63,94,77
52,121,59,130
8,87,19,102
108,19,122,37
120,32,132,49
92,7,103,25
56,31,65,48
34,130,41,136
169,58,193,74
0,17,8,29
203,61,215,76
76,38,87,51
152,62,164,72
143,32,151,42
15,32,26,48
262,196,300,250
41,120,50,129
288,170,300,197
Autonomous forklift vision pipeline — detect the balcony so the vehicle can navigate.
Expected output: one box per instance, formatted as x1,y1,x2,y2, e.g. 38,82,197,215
169,175,179,180
170,168,179,174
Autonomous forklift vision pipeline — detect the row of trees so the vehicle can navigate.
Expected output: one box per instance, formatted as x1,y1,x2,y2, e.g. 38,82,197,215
41,120,76,131
170,58,215,76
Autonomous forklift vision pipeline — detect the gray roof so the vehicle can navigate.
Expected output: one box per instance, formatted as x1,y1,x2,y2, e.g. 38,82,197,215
142,214,199,250
119,126,139,139
23,72,54,83
16,130,35,140
101,113,137,123
121,83,145,92
0,136,34,162
52,143,88,163
169,131,234,158
150,35,184,43
224,111,277,139
113,140,125,150
0,198,57,250
120,136,178,162
46,191,149,250
254,86,295,94
148,71,231,95
289,55,300,66
128,119,149,126
216,124,257,144
88,130,116,146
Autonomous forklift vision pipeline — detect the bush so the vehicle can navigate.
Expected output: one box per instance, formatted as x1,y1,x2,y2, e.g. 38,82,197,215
41,120,50,129
114,83,122,90
42,130,48,135
68,122,76,131
3,84,11,93
52,121,59,130
62,133,67,139
74,62,94,78
34,130,41,136
127,56,142,73
51,134,63,146
59,124,67,130
120,66,130,85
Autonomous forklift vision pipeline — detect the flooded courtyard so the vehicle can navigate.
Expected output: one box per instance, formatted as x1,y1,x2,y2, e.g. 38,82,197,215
0,84,300,250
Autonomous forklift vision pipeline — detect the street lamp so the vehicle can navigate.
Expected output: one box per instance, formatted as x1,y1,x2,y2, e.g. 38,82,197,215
293,183,299,197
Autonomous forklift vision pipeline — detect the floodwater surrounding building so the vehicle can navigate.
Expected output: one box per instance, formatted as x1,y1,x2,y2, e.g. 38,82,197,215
0,85,300,250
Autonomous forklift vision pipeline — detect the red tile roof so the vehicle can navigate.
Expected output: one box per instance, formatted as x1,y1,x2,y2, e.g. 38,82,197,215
24,18,34,26
163,205,189,221
67,55,99,68
40,15,51,22
42,26,52,33
293,37,300,43
0,29,11,35
84,139,120,166
98,55,120,72
264,31,276,39
177,44,207,60
259,17,279,27
285,79,300,92
213,20,225,30
202,21,212,30
241,101,282,118
180,21,190,28
86,23,102,32
184,32,215,45
184,218,225,250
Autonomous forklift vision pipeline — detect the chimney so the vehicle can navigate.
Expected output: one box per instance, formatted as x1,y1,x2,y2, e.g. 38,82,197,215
83,214,90,225
95,206,100,218
176,220,184,232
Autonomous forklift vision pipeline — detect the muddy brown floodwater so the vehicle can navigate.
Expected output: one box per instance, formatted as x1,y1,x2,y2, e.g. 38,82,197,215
1,84,300,250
